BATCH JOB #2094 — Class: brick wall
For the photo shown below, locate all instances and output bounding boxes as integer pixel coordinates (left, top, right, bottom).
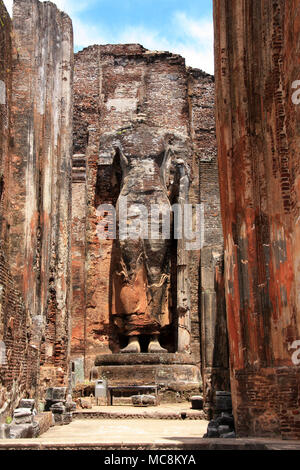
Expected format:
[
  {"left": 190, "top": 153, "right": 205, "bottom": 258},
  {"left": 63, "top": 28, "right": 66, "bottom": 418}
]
[
  {"left": 0, "top": 248, "right": 38, "bottom": 421},
  {"left": 188, "top": 69, "right": 229, "bottom": 415},
  {"left": 214, "top": 0, "right": 300, "bottom": 438},
  {"left": 0, "top": 0, "right": 73, "bottom": 419},
  {"left": 8, "top": 0, "right": 74, "bottom": 395},
  {"left": 0, "top": 0, "right": 11, "bottom": 246},
  {"left": 72, "top": 45, "right": 227, "bottom": 405}
]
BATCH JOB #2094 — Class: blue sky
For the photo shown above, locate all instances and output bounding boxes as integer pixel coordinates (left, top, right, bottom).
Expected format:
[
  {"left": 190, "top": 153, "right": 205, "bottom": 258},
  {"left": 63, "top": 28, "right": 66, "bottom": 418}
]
[{"left": 4, "top": 0, "right": 214, "bottom": 73}]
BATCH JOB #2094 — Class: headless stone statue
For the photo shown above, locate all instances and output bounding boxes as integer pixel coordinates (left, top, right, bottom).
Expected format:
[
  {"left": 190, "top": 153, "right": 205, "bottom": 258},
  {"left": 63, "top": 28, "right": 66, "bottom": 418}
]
[{"left": 111, "top": 148, "right": 172, "bottom": 353}]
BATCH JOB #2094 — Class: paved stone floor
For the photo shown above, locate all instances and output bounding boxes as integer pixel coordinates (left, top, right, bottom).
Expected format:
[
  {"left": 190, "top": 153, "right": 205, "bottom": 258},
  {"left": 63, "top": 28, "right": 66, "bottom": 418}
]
[
  {"left": 24, "top": 405, "right": 209, "bottom": 446},
  {"left": 1, "top": 405, "right": 300, "bottom": 450},
  {"left": 38, "top": 418, "right": 209, "bottom": 444}
]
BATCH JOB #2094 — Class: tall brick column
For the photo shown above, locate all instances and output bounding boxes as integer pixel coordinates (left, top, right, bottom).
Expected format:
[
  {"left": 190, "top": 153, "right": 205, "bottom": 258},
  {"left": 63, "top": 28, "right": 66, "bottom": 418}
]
[
  {"left": 8, "top": 0, "right": 73, "bottom": 395},
  {"left": 214, "top": 0, "right": 300, "bottom": 438}
]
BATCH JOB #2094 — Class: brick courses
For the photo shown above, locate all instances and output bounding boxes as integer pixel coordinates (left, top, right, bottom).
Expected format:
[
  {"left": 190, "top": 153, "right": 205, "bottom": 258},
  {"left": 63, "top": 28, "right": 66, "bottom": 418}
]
[
  {"left": 214, "top": 0, "right": 300, "bottom": 438},
  {"left": 0, "top": 0, "right": 73, "bottom": 421},
  {"left": 71, "top": 44, "right": 227, "bottom": 406}
]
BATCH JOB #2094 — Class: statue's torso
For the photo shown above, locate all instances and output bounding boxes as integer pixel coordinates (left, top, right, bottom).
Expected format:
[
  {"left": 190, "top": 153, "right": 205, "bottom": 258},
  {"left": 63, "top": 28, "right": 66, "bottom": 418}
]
[{"left": 112, "top": 157, "right": 172, "bottom": 330}]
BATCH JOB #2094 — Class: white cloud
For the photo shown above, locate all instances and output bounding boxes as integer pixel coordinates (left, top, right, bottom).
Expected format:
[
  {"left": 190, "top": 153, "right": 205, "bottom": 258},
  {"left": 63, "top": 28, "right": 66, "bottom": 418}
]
[
  {"left": 3, "top": 0, "right": 12, "bottom": 16},
  {"left": 3, "top": 0, "right": 97, "bottom": 16},
  {"left": 72, "top": 17, "right": 214, "bottom": 73},
  {"left": 173, "top": 11, "right": 213, "bottom": 43},
  {"left": 170, "top": 12, "right": 214, "bottom": 72},
  {"left": 72, "top": 17, "right": 107, "bottom": 48},
  {"left": 113, "top": 23, "right": 214, "bottom": 73},
  {"left": 3, "top": 1, "right": 214, "bottom": 73},
  {"left": 47, "top": 0, "right": 98, "bottom": 15},
  {"left": 104, "top": 14, "right": 213, "bottom": 73}
]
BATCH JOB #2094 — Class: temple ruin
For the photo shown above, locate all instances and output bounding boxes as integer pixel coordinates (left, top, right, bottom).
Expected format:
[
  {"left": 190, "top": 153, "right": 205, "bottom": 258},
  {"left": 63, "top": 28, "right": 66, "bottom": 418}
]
[{"left": 0, "top": 0, "right": 299, "bottom": 446}]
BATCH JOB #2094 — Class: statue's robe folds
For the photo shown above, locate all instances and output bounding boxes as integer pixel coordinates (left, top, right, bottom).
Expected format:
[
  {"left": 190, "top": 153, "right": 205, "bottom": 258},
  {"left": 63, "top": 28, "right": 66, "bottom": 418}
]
[{"left": 111, "top": 157, "right": 172, "bottom": 337}]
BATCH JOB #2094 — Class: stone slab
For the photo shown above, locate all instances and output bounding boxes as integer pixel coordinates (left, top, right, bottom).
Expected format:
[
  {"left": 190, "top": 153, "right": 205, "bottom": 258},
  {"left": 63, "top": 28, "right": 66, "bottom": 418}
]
[
  {"left": 45, "top": 387, "right": 67, "bottom": 402},
  {"left": 13, "top": 408, "right": 32, "bottom": 418},
  {"left": 131, "top": 395, "right": 157, "bottom": 406},
  {"left": 191, "top": 396, "right": 204, "bottom": 410},
  {"left": 95, "top": 353, "right": 197, "bottom": 366},
  {"left": 34, "top": 413, "right": 55, "bottom": 436},
  {"left": 19, "top": 399, "right": 35, "bottom": 410},
  {"left": 96, "top": 361, "right": 201, "bottom": 397},
  {"left": 73, "top": 405, "right": 206, "bottom": 420},
  {"left": 9, "top": 424, "right": 35, "bottom": 439}
]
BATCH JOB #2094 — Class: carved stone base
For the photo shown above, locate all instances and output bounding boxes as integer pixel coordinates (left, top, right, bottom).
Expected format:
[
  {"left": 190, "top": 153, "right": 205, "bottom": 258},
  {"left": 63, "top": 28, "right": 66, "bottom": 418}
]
[{"left": 95, "top": 353, "right": 202, "bottom": 403}]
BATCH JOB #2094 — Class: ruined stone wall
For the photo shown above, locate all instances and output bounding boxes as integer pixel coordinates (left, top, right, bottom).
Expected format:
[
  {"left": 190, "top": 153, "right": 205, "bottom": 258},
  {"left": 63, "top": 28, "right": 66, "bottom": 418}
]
[
  {"left": 8, "top": 0, "right": 74, "bottom": 394},
  {"left": 0, "top": 248, "right": 38, "bottom": 420},
  {"left": 0, "top": 0, "right": 11, "bottom": 243},
  {"left": 0, "top": 0, "right": 37, "bottom": 421},
  {"left": 214, "top": 0, "right": 300, "bottom": 438},
  {"left": 72, "top": 45, "right": 193, "bottom": 375},
  {"left": 0, "top": 0, "right": 73, "bottom": 418},
  {"left": 0, "top": 0, "right": 40, "bottom": 421},
  {"left": 72, "top": 44, "right": 227, "bottom": 402},
  {"left": 188, "top": 69, "right": 229, "bottom": 416}
]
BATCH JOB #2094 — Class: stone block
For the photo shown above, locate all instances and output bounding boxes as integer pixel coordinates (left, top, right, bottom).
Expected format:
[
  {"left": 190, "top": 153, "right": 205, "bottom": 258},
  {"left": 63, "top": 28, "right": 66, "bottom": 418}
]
[
  {"left": 53, "top": 412, "right": 72, "bottom": 426},
  {"left": 52, "top": 413, "right": 64, "bottom": 425},
  {"left": 9, "top": 424, "right": 35, "bottom": 439},
  {"left": 19, "top": 399, "right": 35, "bottom": 410},
  {"left": 218, "top": 425, "right": 231, "bottom": 435},
  {"left": 13, "top": 417, "right": 33, "bottom": 425},
  {"left": 50, "top": 402, "right": 66, "bottom": 414},
  {"left": 63, "top": 412, "right": 73, "bottom": 425},
  {"left": 206, "top": 427, "right": 219, "bottom": 438},
  {"left": 96, "top": 354, "right": 201, "bottom": 400},
  {"left": 218, "top": 412, "right": 235, "bottom": 427},
  {"left": 34, "top": 412, "right": 55, "bottom": 436},
  {"left": 13, "top": 408, "right": 33, "bottom": 424},
  {"left": 32, "top": 421, "right": 40, "bottom": 438},
  {"left": 78, "top": 398, "right": 92, "bottom": 409},
  {"left": 45, "top": 387, "right": 67, "bottom": 402},
  {"left": 131, "top": 395, "right": 157, "bottom": 407},
  {"left": 208, "top": 419, "right": 218, "bottom": 429},
  {"left": 215, "top": 391, "right": 232, "bottom": 412},
  {"left": 190, "top": 395, "right": 203, "bottom": 410},
  {"left": 204, "top": 409, "right": 235, "bottom": 440},
  {"left": 0, "top": 424, "right": 10, "bottom": 439},
  {"left": 220, "top": 431, "right": 236, "bottom": 439},
  {"left": 65, "top": 401, "right": 77, "bottom": 412},
  {"left": 13, "top": 408, "right": 32, "bottom": 417}
]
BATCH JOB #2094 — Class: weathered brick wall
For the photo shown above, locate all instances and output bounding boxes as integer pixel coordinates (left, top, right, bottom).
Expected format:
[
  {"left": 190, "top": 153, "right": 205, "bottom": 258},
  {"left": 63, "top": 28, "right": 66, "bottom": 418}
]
[
  {"left": 188, "top": 69, "right": 229, "bottom": 416},
  {"left": 0, "top": 248, "right": 38, "bottom": 421},
  {"left": 72, "top": 45, "right": 195, "bottom": 375},
  {"left": 0, "top": 0, "right": 11, "bottom": 246},
  {"left": 72, "top": 44, "right": 227, "bottom": 403},
  {"left": 71, "top": 154, "right": 87, "bottom": 366},
  {"left": 0, "top": 0, "right": 36, "bottom": 422},
  {"left": 214, "top": 0, "right": 300, "bottom": 438},
  {"left": 0, "top": 0, "right": 73, "bottom": 415},
  {"left": 8, "top": 0, "right": 74, "bottom": 394},
  {"left": 0, "top": 4, "right": 39, "bottom": 413}
]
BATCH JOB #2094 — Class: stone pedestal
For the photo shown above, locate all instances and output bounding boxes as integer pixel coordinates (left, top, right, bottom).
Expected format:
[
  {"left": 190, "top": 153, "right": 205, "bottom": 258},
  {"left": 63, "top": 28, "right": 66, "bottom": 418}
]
[{"left": 95, "top": 353, "right": 201, "bottom": 402}]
